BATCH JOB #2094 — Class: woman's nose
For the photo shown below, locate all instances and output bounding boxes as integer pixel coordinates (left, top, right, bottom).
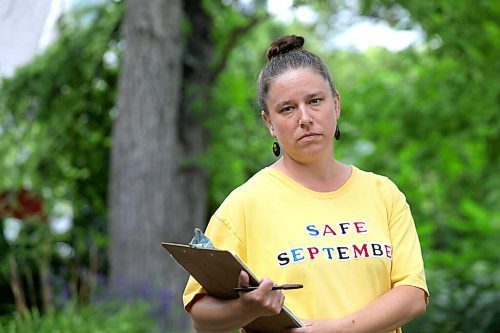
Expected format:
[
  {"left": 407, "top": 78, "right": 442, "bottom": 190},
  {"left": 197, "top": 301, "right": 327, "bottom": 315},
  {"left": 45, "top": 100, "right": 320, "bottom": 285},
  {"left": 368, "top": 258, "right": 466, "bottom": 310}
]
[{"left": 298, "top": 105, "right": 313, "bottom": 125}]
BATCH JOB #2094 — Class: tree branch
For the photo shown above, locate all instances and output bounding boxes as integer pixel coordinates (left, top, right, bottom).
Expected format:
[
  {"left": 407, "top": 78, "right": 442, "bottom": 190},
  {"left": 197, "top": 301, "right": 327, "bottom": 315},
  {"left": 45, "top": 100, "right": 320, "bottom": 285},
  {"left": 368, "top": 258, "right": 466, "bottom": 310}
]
[{"left": 209, "top": 14, "right": 265, "bottom": 82}]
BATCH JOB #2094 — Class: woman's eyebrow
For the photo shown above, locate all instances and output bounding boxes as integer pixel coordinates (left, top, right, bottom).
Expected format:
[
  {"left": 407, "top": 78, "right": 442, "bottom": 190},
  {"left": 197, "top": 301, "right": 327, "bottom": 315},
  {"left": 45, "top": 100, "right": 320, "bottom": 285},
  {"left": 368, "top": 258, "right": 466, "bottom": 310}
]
[
  {"left": 305, "top": 91, "right": 324, "bottom": 99},
  {"left": 273, "top": 99, "right": 293, "bottom": 109}
]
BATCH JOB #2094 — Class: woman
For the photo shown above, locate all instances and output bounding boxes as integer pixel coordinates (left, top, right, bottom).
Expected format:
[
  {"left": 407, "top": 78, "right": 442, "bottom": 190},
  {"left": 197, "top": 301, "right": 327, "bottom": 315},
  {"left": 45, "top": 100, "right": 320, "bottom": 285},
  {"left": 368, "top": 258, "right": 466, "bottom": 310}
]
[{"left": 183, "top": 35, "right": 428, "bottom": 333}]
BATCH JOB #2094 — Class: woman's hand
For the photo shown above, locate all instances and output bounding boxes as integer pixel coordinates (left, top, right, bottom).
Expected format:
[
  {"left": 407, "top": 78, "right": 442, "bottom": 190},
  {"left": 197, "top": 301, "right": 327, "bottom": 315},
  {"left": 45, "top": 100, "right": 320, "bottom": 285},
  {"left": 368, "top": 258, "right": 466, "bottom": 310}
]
[
  {"left": 237, "top": 270, "right": 285, "bottom": 318},
  {"left": 189, "top": 270, "right": 286, "bottom": 333}
]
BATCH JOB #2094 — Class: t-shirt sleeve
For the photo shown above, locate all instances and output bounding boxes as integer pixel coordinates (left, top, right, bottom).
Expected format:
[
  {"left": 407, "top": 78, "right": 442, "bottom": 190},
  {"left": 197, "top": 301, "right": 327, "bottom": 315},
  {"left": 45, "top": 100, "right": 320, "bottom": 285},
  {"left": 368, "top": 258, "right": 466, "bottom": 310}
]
[
  {"left": 182, "top": 191, "right": 247, "bottom": 312},
  {"left": 386, "top": 180, "right": 429, "bottom": 302},
  {"left": 182, "top": 276, "right": 207, "bottom": 312}
]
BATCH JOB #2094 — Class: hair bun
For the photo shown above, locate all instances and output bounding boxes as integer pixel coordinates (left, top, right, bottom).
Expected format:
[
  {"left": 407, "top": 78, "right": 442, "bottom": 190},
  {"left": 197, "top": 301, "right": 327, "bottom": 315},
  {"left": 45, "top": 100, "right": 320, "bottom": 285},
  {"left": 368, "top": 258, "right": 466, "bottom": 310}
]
[{"left": 266, "top": 35, "right": 305, "bottom": 61}]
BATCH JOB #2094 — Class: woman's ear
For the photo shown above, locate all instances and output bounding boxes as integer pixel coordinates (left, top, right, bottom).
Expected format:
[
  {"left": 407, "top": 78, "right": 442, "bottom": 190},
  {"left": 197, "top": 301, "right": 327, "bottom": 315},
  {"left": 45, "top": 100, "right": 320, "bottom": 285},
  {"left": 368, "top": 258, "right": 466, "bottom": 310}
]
[
  {"left": 261, "top": 111, "right": 276, "bottom": 136},
  {"left": 334, "top": 93, "right": 341, "bottom": 119}
]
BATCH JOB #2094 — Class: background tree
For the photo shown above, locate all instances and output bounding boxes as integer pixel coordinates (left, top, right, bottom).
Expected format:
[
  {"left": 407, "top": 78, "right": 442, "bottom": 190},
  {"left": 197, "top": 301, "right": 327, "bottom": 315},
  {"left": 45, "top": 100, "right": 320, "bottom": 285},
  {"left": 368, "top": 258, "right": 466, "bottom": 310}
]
[
  {"left": 108, "top": 0, "right": 187, "bottom": 325},
  {"left": 108, "top": 0, "right": 268, "bottom": 327}
]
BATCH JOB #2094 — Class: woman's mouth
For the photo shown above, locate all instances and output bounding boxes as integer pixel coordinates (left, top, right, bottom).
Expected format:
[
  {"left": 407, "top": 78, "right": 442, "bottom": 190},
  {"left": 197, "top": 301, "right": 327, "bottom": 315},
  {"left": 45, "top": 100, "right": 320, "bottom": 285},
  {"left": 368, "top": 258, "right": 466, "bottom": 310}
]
[{"left": 299, "top": 133, "right": 320, "bottom": 141}]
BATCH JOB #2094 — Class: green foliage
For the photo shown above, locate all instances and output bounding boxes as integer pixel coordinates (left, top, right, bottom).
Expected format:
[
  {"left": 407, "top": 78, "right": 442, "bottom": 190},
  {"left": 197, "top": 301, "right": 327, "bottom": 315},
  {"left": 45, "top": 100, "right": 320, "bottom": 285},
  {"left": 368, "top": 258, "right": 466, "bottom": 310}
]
[
  {"left": 0, "top": 301, "right": 159, "bottom": 333},
  {"left": 0, "top": 0, "right": 122, "bottom": 314},
  {"left": 404, "top": 265, "right": 500, "bottom": 333},
  {"left": 0, "top": 1, "right": 122, "bottom": 218}
]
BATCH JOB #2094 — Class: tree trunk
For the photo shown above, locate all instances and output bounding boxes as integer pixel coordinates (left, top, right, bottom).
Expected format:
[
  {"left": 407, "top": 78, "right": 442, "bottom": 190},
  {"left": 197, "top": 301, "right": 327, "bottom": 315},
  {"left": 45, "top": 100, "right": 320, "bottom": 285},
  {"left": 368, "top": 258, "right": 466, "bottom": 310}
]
[{"left": 109, "top": 0, "right": 201, "bottom": 329}]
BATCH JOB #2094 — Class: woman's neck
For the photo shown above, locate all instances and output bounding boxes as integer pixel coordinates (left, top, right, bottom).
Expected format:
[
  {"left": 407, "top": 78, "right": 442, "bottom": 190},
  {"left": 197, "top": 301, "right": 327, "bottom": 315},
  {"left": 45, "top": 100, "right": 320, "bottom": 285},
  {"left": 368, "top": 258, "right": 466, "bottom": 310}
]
[{"left": 272, "top": 154, "right": 351, "bottom": 192}]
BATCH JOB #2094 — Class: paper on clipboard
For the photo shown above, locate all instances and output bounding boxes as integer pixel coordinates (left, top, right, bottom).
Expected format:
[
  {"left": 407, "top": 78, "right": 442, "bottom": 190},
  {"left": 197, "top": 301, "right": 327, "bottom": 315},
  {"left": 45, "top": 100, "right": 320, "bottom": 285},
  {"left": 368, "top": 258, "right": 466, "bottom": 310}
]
[{"left": 162, "top": 242, "right": 303, "bottom": 333}]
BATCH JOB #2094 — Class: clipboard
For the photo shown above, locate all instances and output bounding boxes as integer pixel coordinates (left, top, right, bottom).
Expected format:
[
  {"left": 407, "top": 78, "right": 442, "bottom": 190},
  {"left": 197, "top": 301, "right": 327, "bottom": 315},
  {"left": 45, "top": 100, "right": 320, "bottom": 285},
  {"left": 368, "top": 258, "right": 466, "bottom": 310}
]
[{"left": 162, "top": 242, "right": 303, "bottom": 333}]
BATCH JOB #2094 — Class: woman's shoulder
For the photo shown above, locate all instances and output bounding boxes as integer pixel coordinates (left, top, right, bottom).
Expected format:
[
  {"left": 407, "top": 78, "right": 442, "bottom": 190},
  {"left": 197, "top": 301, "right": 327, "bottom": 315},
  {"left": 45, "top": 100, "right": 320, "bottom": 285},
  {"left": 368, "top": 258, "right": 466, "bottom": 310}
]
[
  {"left": 351, "top": 165, "right": 401, "bottom": 194},
  {"left": 351, "top": 166, "right": 410, "bottom": 217},
  {"left": 352, "top": 165, "right": 388, "bottom": 182},
  {"left": 220, "top": 168, "right": 274, "bottom": 202}
]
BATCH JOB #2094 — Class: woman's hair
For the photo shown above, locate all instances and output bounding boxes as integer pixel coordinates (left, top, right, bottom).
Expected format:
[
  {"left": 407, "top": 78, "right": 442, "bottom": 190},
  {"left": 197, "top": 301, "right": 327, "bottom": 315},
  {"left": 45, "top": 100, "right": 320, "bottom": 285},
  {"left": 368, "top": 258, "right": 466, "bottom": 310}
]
[{"left": 257, "top": 35, "right": 336, "bottom": 114}]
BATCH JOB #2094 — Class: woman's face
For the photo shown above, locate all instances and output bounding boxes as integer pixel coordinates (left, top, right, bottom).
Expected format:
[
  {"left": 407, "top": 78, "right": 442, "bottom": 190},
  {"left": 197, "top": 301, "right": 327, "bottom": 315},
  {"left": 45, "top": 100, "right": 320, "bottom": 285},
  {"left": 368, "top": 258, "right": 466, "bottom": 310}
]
[{"left": 262, "top": 67, "right": 340, "bottom": 163}]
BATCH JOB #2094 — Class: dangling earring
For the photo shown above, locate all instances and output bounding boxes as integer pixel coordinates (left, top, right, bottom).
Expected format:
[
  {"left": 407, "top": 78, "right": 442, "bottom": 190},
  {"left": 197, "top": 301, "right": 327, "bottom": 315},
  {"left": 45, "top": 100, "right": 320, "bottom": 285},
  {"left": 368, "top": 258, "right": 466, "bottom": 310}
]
[
  {"left": 272, "top": 141, "right": 280, "bottom": 157},
  {"left": 335, "top": 124, "right": 341, "bottom": 141}
]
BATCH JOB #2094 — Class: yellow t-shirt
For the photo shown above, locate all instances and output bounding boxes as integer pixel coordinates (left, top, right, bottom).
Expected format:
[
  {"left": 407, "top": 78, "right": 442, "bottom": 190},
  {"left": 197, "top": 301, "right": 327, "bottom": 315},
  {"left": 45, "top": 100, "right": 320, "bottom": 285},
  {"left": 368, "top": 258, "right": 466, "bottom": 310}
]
[{"left": 183, "top": 166, "right": 428, "bottom": 332}]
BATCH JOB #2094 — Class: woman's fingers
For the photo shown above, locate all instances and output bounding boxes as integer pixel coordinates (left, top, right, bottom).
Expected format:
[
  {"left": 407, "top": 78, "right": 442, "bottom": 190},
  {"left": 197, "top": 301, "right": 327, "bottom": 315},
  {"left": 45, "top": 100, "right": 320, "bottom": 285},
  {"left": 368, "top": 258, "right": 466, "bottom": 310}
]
[{"left": 237, "top": 273, "right": 285, "bottom": 317}]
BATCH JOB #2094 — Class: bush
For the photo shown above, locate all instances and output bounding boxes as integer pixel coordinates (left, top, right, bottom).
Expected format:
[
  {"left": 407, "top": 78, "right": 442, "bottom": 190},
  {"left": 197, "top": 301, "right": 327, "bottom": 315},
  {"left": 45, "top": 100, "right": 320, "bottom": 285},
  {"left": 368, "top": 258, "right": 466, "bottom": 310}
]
[
  {"left": 0, "top": 301, "right": 160, "bottom": 333},
  {"left": 403, "top": 265, "right": 500, "bottom": 333}
]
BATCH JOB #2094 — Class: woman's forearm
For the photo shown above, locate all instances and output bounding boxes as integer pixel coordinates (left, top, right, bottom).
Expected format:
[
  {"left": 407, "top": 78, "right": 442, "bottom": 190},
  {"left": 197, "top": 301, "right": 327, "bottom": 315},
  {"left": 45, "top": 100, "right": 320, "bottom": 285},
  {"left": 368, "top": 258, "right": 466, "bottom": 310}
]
[
  {"left": 334, "top": 285, "right": 427, "bottom": 333},
  {"left": 289, "top": 285, "right": 426, "bottom": 333},
  {"left": 190, "top": 295, "right": 257, "bottom": 333}
]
